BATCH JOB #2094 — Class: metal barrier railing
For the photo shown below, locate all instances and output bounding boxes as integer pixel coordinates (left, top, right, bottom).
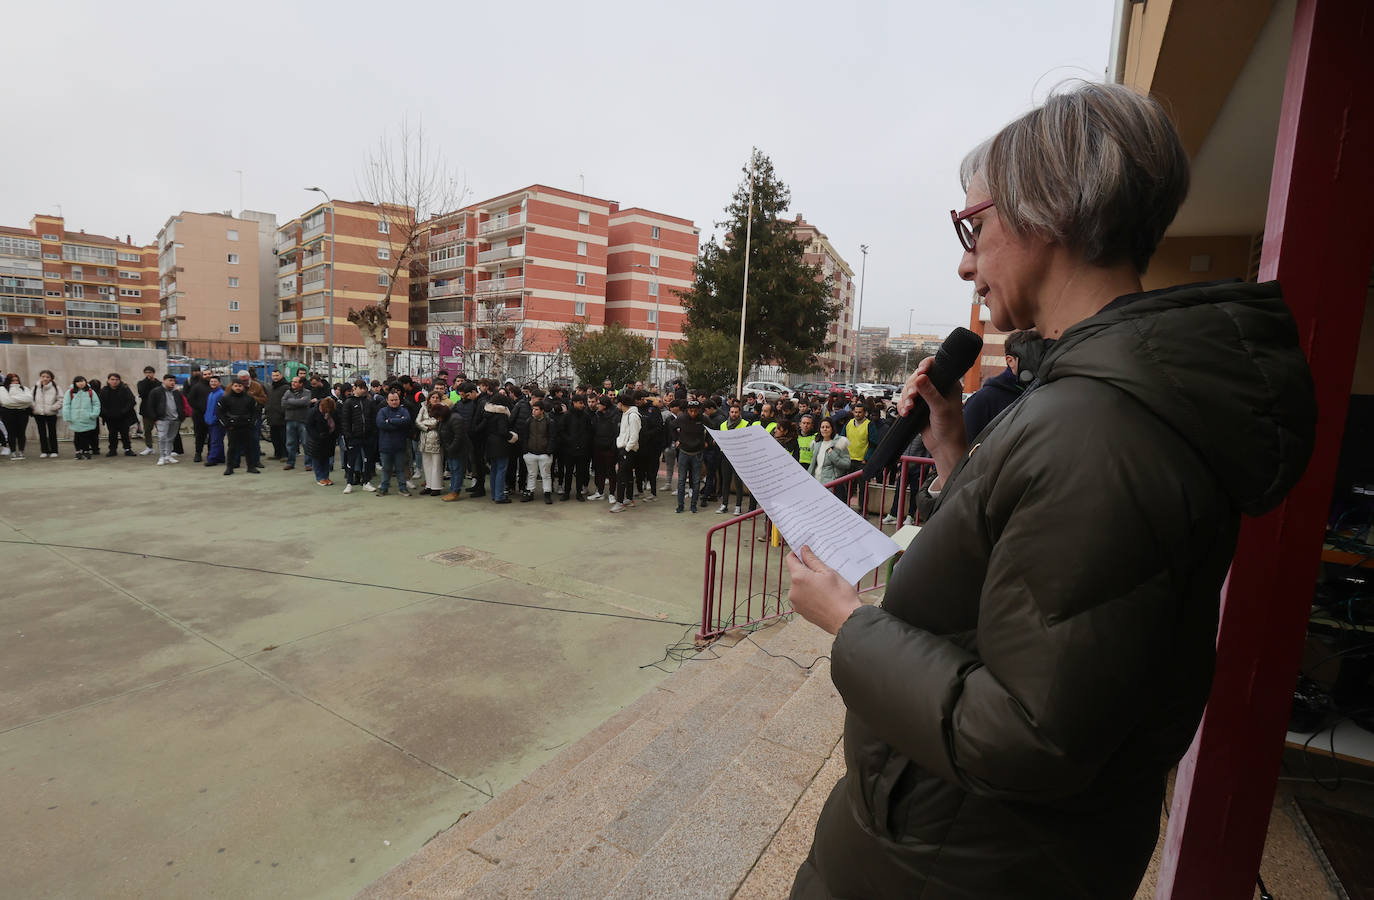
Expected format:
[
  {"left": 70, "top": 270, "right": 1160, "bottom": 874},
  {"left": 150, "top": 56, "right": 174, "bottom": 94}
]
[{"left": 698, "top": 455, "right": 935, "bottom": 641}]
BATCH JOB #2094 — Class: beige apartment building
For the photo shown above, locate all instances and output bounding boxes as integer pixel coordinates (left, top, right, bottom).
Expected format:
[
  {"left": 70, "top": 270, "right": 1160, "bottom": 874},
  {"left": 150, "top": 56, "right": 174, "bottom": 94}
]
[
  {"left": 789, "top": 215, "right": 856, "bottom": 376},
  {"left": 157, "top": 211, "right": 277, "bottom": 357}
]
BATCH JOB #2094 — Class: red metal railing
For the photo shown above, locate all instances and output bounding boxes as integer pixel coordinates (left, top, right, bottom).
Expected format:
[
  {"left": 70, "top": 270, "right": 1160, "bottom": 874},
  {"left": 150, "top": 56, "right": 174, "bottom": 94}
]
[{"left": 698, "top": 455, "right": 935, "bottom": 641}]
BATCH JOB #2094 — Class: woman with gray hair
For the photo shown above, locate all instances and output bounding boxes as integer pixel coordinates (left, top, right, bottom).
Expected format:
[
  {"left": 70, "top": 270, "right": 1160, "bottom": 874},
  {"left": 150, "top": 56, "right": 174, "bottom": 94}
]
[{"left": 785, "top": 82, "right": 1316, "bottom": 898}]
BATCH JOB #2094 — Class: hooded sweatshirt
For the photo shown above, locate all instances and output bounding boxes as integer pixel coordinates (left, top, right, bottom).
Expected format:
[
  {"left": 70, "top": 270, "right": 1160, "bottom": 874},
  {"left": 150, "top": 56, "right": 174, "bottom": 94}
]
[{"left": 801, "top": 280, "right": 1316, "bottom": 900}]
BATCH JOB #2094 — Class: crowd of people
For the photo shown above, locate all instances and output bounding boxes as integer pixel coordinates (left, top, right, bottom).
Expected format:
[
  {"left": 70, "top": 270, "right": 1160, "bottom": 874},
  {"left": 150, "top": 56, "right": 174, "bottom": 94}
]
[{"left": 1, "top": 351, "right": 1050, "bottom": 521}]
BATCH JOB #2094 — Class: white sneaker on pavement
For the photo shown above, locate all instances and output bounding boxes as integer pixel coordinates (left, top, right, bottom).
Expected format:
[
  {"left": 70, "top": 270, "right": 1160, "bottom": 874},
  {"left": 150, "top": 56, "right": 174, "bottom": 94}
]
[
  {"left": 733, "top": 505, "right": 741, "bottom": 515},
  {"left": 903, "top": 516, "right": 915, "bottom": 526},
  {"left": 139, "top": 447, "right": 154, "bottom": 456},
  {"left": 716, "top": 504, "right": 727, "bottom": 514},
  {"left": 882, "top": 514, "right": 898, "bottom": 525},
  {"left": 362, "top": 483, "right": 376, "bottom": 492},
  {"left": 166, "top": 455, "right": 179, "bottom": 463},
  {"left": 587, "top": 491, "right": 602, "bottom": 500},
  {"left": 342, "top": 483, "right": 354, "bottom": 494},
  {"left": 609, "top": 502, "right": 625, "bottom": 513},
  {"left": 156, "top": 457, "right": 167, "bottom": 466}
]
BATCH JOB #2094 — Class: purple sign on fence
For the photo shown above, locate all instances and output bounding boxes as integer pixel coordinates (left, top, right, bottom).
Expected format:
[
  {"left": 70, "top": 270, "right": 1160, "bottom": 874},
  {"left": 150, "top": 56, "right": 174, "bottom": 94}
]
[{"left": 439, "top": 333, "right": 463, "bottom": 368}]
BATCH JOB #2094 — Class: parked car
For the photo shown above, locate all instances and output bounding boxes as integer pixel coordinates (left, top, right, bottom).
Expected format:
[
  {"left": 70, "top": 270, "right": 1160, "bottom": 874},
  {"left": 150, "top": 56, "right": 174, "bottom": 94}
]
[
  {"left": 793, "top": 381, "right": 854, "bottom": 402},
  {"left": 852, "top": 382, "right": 890, "bottom": 400},
  {"left": 741, "top": 381, "right": 793, "bottom": 402}
]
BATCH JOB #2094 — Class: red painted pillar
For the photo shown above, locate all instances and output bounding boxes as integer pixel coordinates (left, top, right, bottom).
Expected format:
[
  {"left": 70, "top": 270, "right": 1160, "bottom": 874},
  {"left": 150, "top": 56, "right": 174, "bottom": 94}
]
[{"left": 1156, "top": 1, "right": 1374, "bottom": 898}]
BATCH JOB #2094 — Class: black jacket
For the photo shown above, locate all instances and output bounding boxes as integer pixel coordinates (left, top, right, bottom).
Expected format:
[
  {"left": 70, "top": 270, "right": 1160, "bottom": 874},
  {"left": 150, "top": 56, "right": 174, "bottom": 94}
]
[
  {"left": 558, "top": 407, "right": 594, "bottom": 457},
  {"left": 185, "top": 376, "right": 210, "bottom": 417},
  {"left": 519, "top": 413, "right": 558, "bottom": 455},
  {"left": 962, "top": 367, "right": 1022, "bottom": 441},
  {"left": 339, "top": 394, "right": 376, "bottom": 441},
  {"left": 145, "top": 386, "right": 186, "bottom": 422},
  {"left": 795, "top": 281, "right": 1317, "bottom": 899},
  {"left": 266, "top": 379, "right": 290, "bottom": 419},
  {"left": 481, "top": 402, "right": 516, "bottom": 458},
  {"left": 98, "top": 383, "right": 137, "bottom": 426},
  {"left": 593, "top": 407, "right": 620, "bottom": 450},
  {"left": 305, "top": 407, "right": 336, "bottom": 460},
  {"left": 136, "top": 376, "right": 158, "bottom": 415},
  {"left": 218, "top": 391, "right": 258, "bottom": 429},
  {"left": 673, "top": 413, "right": 707, "bottom": 454},
  {"left": 439, "top": 413, "right": 470, "bottom": 462},
  {"left": 637, "top": 403, "right": 663, "bottom": 453}
]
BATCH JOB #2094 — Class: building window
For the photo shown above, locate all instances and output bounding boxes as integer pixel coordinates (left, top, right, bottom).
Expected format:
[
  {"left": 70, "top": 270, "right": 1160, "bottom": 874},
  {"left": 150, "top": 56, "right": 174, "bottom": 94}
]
[
  {"left": 117, "top": 251, "right": 141, "bottom": 262},
  {"left": 42, "top": 233, "right": 58, "bottom": 241},
  {"left": 578, "top": 210, "right": 590, "bottom": 225},
  {"left": 228, "top": 276, "right": 239, "bottom": 287},
  {"left": 122, "top": 323, "right": 142, "bottom": 333},
  {"left": 98, "top": 286, "right": 115, "bottom": 296},
  {"left": 648, "top": 280, "right": 659, "bottom": 297},
  {"left": 71, "top": 266, "right": 83, "bottom": 279},
  {"left": 97, "top": 267, "right": 110, "bottom": 276},
  {"left": 118, "top": 271, "right": 141, "bottom": 280},
  {"left": 48, "top": 328, "right": 64, "bottom": 335},
  {"left": 119, "top": 288, "right": 141, "bottom": 297},
  {"left": 227, "top": 229, "right": 239, "bottom": 241},
  {"left": 63, "top": 244, "right": 117, "bottom": 265},
  {"left": 228, "top": 300, "right": 240, "bottom": 311},
  {"left": 577, "top": 241, "right": 587, "bottom": 256},
  {"left": 68, "top": 284, "right": 83, "bottom": 299},
  {"left": 574, "top": 300, "right": 586, "bottom": 317},
  {"left": 576, "top": 272, "right": 586, "bottom": 287},
  {"left": 651, "top": 226, "right": 660, "bottom": 239},
  {"left": 43, "top": 252, "right": 58, "bottom": 260},
  {"left": 48, "top": 309, "right": 63, "bottom": 316},
  {"left": 650, "top": 253, "right": 660, "bottom": 268},
  {"left": 45, "top": 272, "right": 60, "bottom": 279},
  {"left": 378, "top": 246, "right": 390, "bottom": 260},
  {"left": 377, "top": 219, "right": 390, "bottom": 234},
  {"left": 45, "top": 290, "right": 60, "bottom": 297},
  {"left": 128, "top": 308, "right": 141, "bottom": 315},
  {"left": 647, "top": 307, "right": 658, "bottom": 324},
  {"left": 378, "top": 271, "right": 390, "bottom": 286},
  {"left": 228, "top": 323, "right": 240, "bottom": 334},
  {"left": 227, "top": 253, "right": 239, "bottom": 264}
]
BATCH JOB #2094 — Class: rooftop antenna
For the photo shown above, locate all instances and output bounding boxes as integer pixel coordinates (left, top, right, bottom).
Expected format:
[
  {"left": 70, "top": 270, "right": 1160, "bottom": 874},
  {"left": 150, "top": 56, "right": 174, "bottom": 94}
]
[
  {"left": 234, "top": 170, "right": 244, "bottom": 213},
  {"left": 579, "top": 172, "right": 585, "bottom": 195}
]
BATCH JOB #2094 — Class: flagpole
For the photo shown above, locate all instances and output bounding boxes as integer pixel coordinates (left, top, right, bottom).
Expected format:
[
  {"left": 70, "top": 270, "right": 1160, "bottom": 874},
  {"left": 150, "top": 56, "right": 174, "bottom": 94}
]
[{"left": 735, "top": 150, "right": 756, "bottom": 399}]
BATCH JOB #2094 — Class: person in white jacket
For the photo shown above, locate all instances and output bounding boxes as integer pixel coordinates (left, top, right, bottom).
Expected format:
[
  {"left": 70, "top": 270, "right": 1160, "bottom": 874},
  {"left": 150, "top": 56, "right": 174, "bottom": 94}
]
[
  {"left": 611, "top": 392, "right": 640, "bottom": 513},
  {"left": 1, "top": 373, "right": 35, "bottom": 460},
  {"left": 31, "top": 369, "right": 64, "bottom": 458}
]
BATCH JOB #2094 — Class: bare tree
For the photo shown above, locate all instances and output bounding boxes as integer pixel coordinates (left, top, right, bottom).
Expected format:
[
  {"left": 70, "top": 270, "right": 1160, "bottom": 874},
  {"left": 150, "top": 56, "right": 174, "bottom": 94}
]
[
  {"left": 428, "top": 308, "right": 569, "bottom": 385},
  {"left": 350, "top": 117, "right": 461, "bottom": 380}
]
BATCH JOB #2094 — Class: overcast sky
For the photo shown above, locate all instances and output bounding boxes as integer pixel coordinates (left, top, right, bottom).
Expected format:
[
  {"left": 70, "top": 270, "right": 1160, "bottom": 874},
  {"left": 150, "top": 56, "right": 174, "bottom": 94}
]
[{"left": 4, "top": 0, "right": 1113, "bottom": 338}]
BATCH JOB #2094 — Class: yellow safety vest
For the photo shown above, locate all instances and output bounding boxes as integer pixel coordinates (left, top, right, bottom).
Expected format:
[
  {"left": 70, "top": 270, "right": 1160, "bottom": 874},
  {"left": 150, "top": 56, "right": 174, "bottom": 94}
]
[{"left": 797, "top": 433, "right": 817, "bottom": 466}]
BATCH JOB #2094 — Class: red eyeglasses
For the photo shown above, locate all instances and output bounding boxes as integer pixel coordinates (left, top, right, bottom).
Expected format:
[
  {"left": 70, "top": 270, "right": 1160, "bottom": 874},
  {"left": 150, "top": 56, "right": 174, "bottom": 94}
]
[{"left": 950, "top": 199, "right": 995, "bottom": 252}]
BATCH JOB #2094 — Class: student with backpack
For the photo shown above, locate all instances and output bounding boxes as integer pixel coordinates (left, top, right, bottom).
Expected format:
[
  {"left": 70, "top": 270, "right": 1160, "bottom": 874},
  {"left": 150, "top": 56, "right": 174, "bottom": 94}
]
[{"left": 61, "top": 376, "right": 102, "bottom": 460}]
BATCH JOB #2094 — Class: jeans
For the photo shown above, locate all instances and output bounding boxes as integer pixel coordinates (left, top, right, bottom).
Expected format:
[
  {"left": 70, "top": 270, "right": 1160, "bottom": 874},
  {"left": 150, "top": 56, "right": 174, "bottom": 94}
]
[
  {"left": 312, "top": 454, "right": 333, "bottom": 481},
  {"left": 489, "top": 455, "right": 509, "bottom": 501},
  {"left": 107, "top": 420, "right": 132, "bottom": 452},
  {"left": 677, "top": 451, "right": 703, "bottom": 510},
  {"left": 720, "top": 460, "right": 747, "bottom": 508},
  {"left": 345, "top": 441, "right": 370, "bottom": 485},
  {"left": 592, "top": 447, "right": 616, "bottom": 494},
  {"left": 156, "top": 418, "right": 178, "bottom": 459},
  {"left": 662, "top": 445, "right": 677, "bottom": 486},
  {"left": 446, "top": 456, "right": 465, "bottom": 494},
  {"left": 285, "top": 420, "right": 306, "bottom": 466},
  {"left": 34, "top": 414, "right": 58, "bottom": 454},
  {"left": 523, "top": 452, "right": 553, "bottom": 494},
  {"left": 378, "top": 449, "right": 407, "bottom": 493},
  {"left": 142, "top": 414, "right": 156, "bottom": 450},
  {"left": 561, "top": 453, "right": 590, "bottom": 495},
  {"left": 615, "top": 450, "right": 636, "bottom": 504},
  {"left": 268, "top": 415, "right": 286, "bottom": 458}
]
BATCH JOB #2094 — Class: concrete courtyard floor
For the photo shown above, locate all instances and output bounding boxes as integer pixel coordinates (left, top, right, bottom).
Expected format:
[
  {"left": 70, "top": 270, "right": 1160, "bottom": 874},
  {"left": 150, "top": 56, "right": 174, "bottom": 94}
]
[{"left": 0, "top": 449, "right": 710, "bottom": 899}]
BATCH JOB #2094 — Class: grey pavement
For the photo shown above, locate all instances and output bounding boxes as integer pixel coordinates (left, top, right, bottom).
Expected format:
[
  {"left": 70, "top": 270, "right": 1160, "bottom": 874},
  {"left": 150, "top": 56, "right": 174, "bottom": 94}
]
[{"left": 0, "top": 447, "right": 711, "bottom": 899}]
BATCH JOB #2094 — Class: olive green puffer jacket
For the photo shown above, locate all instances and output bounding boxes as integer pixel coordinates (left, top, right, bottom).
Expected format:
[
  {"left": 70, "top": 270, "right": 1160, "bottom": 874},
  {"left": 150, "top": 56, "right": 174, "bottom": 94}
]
[{"left": 793, "top": 281, "right": 1315, "bottom": 899}]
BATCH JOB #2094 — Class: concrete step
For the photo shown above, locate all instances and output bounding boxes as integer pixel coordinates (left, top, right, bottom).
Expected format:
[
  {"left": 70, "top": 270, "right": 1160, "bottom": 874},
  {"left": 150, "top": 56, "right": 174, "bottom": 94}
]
[{"left": 358, "top": 616, "right": 843, "bottom": 899}]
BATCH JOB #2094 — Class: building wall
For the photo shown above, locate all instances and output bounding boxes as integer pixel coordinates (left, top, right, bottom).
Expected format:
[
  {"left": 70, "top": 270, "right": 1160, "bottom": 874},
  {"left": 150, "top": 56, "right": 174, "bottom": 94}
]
[
  {"left": 0, "top": 215, "right": 157, "bottom": 349},
  {"left": 790, "top": 215, "right": 856, "bottom": 376},
  {"left": 606, "top": 207, "right": 699, "bottom": 361},
  {"left": 239, "top": 210, "right": 279, "bottom": 344},
  {"left": 276, "top": 199, "right": 420, "bottom": 366},
  {"left": 158, "top": 211, "right": 263, "bottom": 349},
  {"left": 1143, "top": 234, "right": 1257, "bottom": 291}
]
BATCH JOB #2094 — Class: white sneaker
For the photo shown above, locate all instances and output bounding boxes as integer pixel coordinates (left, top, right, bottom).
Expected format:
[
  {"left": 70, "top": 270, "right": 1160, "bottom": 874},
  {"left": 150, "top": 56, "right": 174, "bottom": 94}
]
[
  {"left": 38, "top": 453, "right": 48, "bottom": 459},
  {"left": 903, "top": 516, "right": 915, "bottom": 526},
  {"left": 609, "top": 502, "right": 625, "bottom": 513},
  {"left": 733, "top": 505, "right": 741, "bottom": 516},
  {"left": 156, "top": 457, "right": 167, "bottom": 466},
  {"left": 166, "top": 455, "right": 180, "bottom": 463},
  {"left": 882, "top": 514, "right": 898, "bottom": 525},
  {"left": 139, "top": 447, "right": 154, "bottom": 456},
  {"left": 587, "top": 491, "right": 602, "bottom": 500},
  {"left": 342, "top": 483, "right": 354, "bottom": 494},
  {"left": 171, "top": 451, "right": 181, "bottom": 457},
  {"left": 362, "top": 483, "right": 376, "bottom": 492},
  {"left": 12, "top": 453, "right": 24, "bottom": 460},
  {"left": 717, "top": 504, "right": 727, "bottom": 514},
  {"left": 0, "top": 447, "right": 9, "bottom": 456}
]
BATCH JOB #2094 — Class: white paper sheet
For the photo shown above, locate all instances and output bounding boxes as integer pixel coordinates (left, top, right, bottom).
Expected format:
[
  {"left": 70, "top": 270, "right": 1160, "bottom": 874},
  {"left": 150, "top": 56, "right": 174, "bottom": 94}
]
[{"left": 711, "top": 425, "right": 900, "bottom": 584}]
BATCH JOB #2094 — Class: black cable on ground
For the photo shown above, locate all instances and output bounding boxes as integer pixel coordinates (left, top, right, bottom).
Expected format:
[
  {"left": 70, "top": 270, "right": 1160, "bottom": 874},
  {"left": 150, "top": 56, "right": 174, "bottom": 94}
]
[{"left": 0, "top": 538, "right": 697, "bottom": 628}]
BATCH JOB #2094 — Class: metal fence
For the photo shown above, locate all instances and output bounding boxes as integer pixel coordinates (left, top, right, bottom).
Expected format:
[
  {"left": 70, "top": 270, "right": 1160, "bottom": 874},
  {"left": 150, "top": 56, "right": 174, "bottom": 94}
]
[{"left": 698, "top": 455, "right": 935, "bottom": 641}]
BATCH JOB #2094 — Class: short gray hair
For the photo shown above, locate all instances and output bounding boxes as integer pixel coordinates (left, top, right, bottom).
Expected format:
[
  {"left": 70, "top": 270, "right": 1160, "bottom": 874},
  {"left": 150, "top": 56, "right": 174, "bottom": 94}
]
[{"left": 961, "top": 81, "right": 1189, "bottom": 273}]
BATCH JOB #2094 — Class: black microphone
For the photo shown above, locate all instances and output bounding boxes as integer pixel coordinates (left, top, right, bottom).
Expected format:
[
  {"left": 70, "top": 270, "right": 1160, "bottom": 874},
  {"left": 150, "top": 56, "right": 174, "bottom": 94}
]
[{"left": 861, "top": 327, "right": 983, "bottom": 481}]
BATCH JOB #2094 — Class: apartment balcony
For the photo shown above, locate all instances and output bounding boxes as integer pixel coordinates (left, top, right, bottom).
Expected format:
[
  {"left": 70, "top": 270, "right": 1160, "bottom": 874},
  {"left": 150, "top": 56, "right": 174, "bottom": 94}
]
[
  {"left": 278, "top": 281, "right": 298, "bottom": 299},
  {"left": 475, "top": 337, "right": 494, "bottom": 351},
  {"left": 300, "top": 252, "right": 326, "bottom": 269},
  {"left": 477, "top": 213, "right": 524, "bottom": 238},
  {"left": 430, "top": 256, "right": 466, "bottom": 274},
  {"left": 302, "top": 332, "right": 325, "bottom": 344},
  {"left": 476, "top": 245, "right": 527, "bottom": 266},
  {"left": 278, "top": 256, "right": 298, "bottom": 272},
  {"left": 301, "top": 304, "right": 327, "bottom": 318},
  {"left": 162, "top": 281, "right": 178, "bottom": 296},
  {"left": 428, "top": 311, "right": 464, "bottom": 324},
  {"left": 428, "top": 280, "right": 465, "bottom": 299},
  {"left": 301, "top": 278, "right": 326, "bottom": 295},
  {"left": 476, "top": 303, "right": 523, "bottom": 323},
  {"left": 302, "top": 221, "right": 326, "bottom": 241},
  {"left": 275, "top": 230, "right": 297, "bottom": 251},
  {"left": 474, "top": 276, "right": 524, "bottom": 296},
  {"left": 430, "top": 227, "right": 466, "bottom": 247}
]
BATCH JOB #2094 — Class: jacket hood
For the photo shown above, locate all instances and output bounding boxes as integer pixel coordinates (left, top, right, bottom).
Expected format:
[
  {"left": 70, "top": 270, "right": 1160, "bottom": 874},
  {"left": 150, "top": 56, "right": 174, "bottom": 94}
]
[
  {"left": 1039, "top": 280, "right": 1315, "bottom": 516},
  {"left": 484, "top": 402, "right": 510, "bottom": 415}
]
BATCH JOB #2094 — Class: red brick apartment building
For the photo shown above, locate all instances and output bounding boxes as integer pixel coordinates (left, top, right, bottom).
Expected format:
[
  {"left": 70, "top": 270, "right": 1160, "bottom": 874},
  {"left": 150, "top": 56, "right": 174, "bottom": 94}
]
[
  {"left": 275, "top": 199, "right": 423, "bottom": 368},
  {"left": 423, "top": 185, "right": 699, "bottom": 382},
  {"left": 790, "top": 215, "right": 856, "bottom": 376},
  {"left": 0, "top": 215, "right": 157, "bottom": 347}
]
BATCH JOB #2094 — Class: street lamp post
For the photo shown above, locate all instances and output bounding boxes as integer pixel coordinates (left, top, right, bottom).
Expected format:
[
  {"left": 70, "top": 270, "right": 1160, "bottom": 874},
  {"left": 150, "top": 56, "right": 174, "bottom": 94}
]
[
  {"left": 306, "top": 187, "right": 335, "bottom": 378},
  {"left": 633, "top": 263, "right": 660, "bottom": 386},
  {"left": 908, "top": 308, "right": 915, "bottom": 338},
  {"left": 851, "top": 244, "right": 869, "bottom": 383}
]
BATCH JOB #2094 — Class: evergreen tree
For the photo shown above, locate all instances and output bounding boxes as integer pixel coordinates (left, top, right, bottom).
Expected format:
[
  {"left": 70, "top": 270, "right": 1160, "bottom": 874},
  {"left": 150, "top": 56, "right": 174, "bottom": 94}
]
[
  {"left": 564, "top": 322, "right": 651, "bottom": 388},
  {"left": 674, "top": 329, "right": 738, "bottom": 394},
  {"left": 678, "top": 150, "right": 839, "bottom": 373}
]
